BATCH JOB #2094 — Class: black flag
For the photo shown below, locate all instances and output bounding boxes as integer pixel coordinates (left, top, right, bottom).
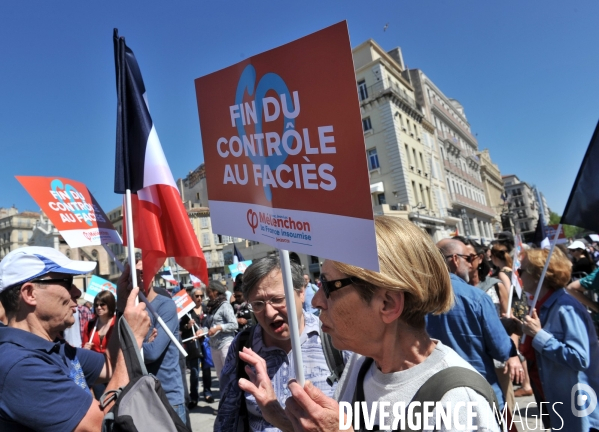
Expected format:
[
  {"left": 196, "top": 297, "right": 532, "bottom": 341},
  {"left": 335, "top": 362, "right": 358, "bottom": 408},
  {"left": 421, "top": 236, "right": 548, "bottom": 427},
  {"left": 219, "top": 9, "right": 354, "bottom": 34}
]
[{"left": 561, "top": 119, "right": 599, "bottom": 232}]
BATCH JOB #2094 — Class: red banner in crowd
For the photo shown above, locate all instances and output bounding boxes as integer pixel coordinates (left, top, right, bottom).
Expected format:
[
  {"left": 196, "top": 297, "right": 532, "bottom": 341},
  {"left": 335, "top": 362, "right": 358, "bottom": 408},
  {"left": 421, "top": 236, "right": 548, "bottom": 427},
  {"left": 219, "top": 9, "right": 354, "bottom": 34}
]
[{"left": 16, "top": 176, "right": 121, "bottom": 248}]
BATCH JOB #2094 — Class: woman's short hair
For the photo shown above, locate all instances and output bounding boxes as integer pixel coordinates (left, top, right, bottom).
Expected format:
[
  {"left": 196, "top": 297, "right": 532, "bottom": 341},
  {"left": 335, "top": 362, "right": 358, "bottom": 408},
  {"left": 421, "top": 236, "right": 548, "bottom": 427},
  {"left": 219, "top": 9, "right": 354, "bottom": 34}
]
[
  {"left": 330, "top": 216, "right": 453, "bottom": 328},
  {"left": 242, "top": 256, "right": 303, "bottom": 299},
  {"left": 94, "top": 290, "right": 116, "bottom": 316},
  {"left": 491, "top": 243, "right": 513, "bottom": 268},
  {"left": 525, "top": 247, "right": 572, "bottom": 290}
]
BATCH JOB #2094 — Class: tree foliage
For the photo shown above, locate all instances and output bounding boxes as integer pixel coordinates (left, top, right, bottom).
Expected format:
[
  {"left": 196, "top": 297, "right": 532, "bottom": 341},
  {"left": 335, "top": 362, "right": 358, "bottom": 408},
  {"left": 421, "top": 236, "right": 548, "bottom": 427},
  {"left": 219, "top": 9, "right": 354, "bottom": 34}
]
[{"left": 549, "top": 211, "right": 586, "bottom": 238}]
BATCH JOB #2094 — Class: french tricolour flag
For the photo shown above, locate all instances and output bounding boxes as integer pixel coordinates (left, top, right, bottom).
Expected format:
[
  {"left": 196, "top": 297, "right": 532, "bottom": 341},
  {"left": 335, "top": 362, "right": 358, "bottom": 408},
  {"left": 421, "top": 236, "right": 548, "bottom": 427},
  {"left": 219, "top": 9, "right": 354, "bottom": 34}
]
[{"left": 113, "top": 29, "right": 208, "bottom": 291}]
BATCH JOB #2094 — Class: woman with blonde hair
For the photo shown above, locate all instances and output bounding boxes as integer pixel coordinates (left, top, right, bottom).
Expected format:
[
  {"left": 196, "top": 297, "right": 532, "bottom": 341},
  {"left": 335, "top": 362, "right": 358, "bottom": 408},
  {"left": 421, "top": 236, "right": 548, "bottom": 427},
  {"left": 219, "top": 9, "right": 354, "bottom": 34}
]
[
  {"left": 239, "top": 216, "right": 502, "bottom": 431},
  {"left": 520, "top": 247, "right": 599, "bottom": 431}
]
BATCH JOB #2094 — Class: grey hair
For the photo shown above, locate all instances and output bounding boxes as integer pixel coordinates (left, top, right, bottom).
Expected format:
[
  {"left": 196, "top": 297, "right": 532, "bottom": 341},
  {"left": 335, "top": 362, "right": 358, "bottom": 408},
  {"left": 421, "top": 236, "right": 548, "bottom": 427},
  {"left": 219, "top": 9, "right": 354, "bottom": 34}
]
[
  {"left": 190, "top": 287, "right": 203, "bottom": 297},
  {"left": 242, "top": 256, "right": 304, "bottom": 299}
]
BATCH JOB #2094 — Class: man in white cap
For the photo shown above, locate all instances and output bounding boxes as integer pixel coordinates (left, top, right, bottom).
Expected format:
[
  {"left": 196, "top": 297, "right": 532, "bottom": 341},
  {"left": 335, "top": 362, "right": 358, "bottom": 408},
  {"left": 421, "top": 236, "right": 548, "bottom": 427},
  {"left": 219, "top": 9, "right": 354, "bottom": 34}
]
[{"left": 0, "top": 246, "right": 150, "bottom": 431}]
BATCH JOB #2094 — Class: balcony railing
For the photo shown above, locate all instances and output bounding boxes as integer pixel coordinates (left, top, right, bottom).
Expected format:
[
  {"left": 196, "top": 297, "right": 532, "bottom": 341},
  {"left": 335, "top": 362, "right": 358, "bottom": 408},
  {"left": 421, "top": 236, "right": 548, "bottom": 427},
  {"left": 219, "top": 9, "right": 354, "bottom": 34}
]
[
  {"left": 359, "top": 81, "right": 420, "bottom": 113},
  {"left": 449, "top": 192, "right": 495, "bottom": 217},
  {"left": 443, "top": 159, "right": 484, "bottom": 190}
]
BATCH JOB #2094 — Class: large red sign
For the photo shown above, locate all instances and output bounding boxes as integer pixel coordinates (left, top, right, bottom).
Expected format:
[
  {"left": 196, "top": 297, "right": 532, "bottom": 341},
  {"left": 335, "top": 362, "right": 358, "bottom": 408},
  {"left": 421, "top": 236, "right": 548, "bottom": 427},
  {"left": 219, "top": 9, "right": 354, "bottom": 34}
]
[
  {"left": 195, "top": 22, "right": 378, "bottom": 271},
  {"left": 17, "top": 176, "right": 121, "bottom": 248}
]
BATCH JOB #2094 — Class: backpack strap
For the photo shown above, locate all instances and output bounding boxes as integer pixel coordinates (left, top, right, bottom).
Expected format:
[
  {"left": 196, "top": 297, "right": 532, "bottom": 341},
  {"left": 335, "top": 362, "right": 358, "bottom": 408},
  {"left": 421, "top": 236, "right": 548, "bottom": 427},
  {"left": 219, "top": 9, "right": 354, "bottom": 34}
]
[
  {"left": 117, "top": 316, "right": 147, "bottom": 380},
  {"left": 236, "top": 326, "right": 256, "bottom": 432},
  {"left": 352, "top": 360, "right": 503, "bottom": 431},
  {"left": 318, "top": 321, "right": 346, "bottom": 386},
  {"left": 410, "top": 366, "right": 503, "bottom": 430}
]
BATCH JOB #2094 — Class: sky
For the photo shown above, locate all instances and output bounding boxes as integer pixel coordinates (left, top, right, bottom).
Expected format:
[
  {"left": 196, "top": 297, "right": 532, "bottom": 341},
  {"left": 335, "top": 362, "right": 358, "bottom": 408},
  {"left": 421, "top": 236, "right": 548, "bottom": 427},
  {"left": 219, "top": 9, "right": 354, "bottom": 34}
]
[{"left": 1, "top": 0, "right": 597, "bottom": 217}]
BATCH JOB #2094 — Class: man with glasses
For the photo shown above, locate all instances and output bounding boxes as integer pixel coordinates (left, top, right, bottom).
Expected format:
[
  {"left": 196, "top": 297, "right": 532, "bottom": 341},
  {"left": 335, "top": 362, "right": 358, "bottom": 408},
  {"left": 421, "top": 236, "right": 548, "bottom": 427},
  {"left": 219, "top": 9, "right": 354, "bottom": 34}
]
[
  {"left": 0, "top": 246, "right": 150, "bottom": 431},
  {"left": 214, "top": 256, "right": 337, "bottom": 432},
  {"left": 427, "top": 239, "right": 522, "bottom": 411}
]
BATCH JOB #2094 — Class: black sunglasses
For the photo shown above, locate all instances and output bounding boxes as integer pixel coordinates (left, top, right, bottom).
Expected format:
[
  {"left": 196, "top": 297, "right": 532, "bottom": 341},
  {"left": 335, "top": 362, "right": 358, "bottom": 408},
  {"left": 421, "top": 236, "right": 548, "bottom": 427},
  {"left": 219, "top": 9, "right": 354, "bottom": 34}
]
[
  {"left": 444, "top": 254, "right": 474, "bottom": 263},
  {"left": 319, "top": 275, "right": 358, "bottom": 298},
  {"left": 31, "top": 276, "right": 74, "bottom": 289}
]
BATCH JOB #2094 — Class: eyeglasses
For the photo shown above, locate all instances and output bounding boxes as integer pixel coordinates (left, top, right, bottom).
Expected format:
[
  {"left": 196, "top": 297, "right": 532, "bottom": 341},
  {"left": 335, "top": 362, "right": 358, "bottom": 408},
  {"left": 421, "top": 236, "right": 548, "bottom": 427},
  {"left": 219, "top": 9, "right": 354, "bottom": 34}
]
[
  {"left": 249, "top": 295, "right": 286, "bottom": 313},
  {"left": 194, "top": 295, "right": 203, "bottom": 299},
  {"left": 95, "top": 303, "right": 107, "bottom": 308},
  {"left": 31, "top": 276, "right": 74, "bottom": 289},
  {"left": 517, "top": 268, "right": 532, "bottom": 277},
  {"left": 319, "top": 275, "right": 357, "bottom": 298},
  {"left": 444, "top": 254, "right": 474, "bottom": 263}
]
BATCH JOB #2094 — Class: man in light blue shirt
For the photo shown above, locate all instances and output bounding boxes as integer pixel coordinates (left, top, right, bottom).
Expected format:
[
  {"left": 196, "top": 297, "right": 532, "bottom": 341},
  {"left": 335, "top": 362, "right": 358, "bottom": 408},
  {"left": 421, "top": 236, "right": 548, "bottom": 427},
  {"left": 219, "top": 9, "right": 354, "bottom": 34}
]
[
  {"left": 302, "top": 274, "right": 320, "bottom": 316},
  {"left": 427, "top": 238, "right": 522, "bottom": 410}
]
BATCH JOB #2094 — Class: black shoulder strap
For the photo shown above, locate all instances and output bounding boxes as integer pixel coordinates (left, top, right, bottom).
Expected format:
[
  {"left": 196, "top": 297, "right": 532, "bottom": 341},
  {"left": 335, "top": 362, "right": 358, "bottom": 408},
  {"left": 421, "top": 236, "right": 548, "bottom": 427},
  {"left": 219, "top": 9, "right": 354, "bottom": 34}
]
[
  {"left": 352, "top": 360, "right": 503, "bottom": 432},
  {"left": 319, "top": 322, "right": 346, "bottom": 386},
  {"left": 236, "top": 326, "right": 255, "bottom": 380},
  {"left": 236, "top": 326, "right": 256, "bottom": 432},
  {"left": 118, "top": 316, "right": 147, "bottom": 380}
]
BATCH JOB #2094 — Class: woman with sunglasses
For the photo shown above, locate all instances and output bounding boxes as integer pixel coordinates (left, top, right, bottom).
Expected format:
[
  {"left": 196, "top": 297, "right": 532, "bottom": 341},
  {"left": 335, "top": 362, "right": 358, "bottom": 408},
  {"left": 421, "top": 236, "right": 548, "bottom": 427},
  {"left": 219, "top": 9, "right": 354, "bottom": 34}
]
[
  {"left": 83, "top": 290, "right": 116, "bottom": 399},
  {"left": 83, "top": 290, "right": 116, "bottom": 353},
  {"left": 519, "top": 247, "right": 599, "bottom": 431},
  {"left": 239, "top": 217, "right": 502, "bottom": 431},
  {"left": 180, "top": 287, "right": 214, "bottom": 407}
]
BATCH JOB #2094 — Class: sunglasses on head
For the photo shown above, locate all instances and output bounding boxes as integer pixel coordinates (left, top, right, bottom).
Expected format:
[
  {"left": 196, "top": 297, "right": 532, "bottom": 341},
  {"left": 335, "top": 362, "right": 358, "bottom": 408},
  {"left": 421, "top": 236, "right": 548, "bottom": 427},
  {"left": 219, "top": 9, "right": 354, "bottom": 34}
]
[{"left": 319, "top": 275, "right": 359, "bottom": 298}]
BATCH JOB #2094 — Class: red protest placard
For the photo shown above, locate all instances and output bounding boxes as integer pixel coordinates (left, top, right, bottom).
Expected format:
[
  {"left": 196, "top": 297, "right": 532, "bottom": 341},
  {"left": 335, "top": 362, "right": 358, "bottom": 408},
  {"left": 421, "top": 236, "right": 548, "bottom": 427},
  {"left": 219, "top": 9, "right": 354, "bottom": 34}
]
[
  {"left": 195, "top": 21, "right": 378, "bottom": 271},
  {"left": 173, "top": 290, "right": 195, "bottom": 319},
  {"left": 16, "top": 176, "right": 121, "bottom": 248}
]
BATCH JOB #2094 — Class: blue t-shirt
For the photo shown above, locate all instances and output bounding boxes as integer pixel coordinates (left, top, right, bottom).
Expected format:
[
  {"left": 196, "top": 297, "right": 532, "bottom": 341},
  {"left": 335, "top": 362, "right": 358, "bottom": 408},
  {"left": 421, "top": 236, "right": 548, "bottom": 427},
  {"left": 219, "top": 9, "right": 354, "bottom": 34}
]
[
  {"left": 0, "top": 327, "right": 104, "bottom": 432},
  {"left": 142, "top": 293, "right": 185, "bottom": 406}
]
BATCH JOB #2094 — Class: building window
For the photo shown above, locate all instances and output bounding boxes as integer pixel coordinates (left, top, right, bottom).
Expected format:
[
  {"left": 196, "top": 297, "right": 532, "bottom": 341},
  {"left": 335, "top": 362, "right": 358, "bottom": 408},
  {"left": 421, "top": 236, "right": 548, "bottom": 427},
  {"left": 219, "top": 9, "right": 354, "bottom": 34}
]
[
  {"left": 367, "top": 148, "right": 380, "bottom": 170},
  {"left": 377, "top": 194, "right": 386, "bottom": 205},
  {"left": 200, "top": 217, "right": 209, "bottom": 228},
  {"left": 202, "top": 233, "right": 211, "bottom": 247},
  {"left": 357, "top": 80, "right": 368, "bottom": 101},
  {"left": 362, "top": 117, "right": 372, "bottom": 132}
]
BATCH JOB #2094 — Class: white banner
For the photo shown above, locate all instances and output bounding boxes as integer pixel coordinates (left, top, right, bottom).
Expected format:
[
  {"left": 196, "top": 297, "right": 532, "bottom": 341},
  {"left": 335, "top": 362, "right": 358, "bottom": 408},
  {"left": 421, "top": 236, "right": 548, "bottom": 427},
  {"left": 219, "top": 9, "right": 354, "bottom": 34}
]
[{"left": 209, "top": 200, "right": 379, "bottom": 271}]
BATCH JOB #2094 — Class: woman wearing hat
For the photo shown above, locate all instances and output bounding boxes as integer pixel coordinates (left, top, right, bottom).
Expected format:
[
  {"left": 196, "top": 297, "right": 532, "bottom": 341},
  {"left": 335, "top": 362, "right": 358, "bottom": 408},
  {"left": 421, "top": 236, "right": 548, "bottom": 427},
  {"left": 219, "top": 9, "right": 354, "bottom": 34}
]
[
  {"left": 568, "top": 240, "right": 596, "bottom": 278},
  {"left": 204, "top": 281, "right": 238, "bottom": 379}
]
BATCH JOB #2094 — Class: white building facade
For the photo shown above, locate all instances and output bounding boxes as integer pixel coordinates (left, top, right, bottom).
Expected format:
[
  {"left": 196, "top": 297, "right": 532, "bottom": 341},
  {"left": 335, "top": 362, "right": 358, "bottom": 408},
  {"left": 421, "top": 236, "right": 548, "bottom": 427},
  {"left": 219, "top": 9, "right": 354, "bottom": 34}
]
[
  {"left": 353, "top": 40, "right": 456, "bottom": 241},
  {"left": 405, "top": 68, "right": 496, "bottom": 243}
]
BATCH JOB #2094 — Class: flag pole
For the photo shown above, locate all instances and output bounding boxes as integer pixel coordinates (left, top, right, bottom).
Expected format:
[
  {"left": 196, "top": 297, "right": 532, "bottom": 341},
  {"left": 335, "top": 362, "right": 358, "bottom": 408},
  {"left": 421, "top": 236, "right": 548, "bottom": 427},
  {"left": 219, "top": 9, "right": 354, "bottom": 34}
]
[
  {"left": 278, "top": 249, "right": 305, "bottom": 386},
  {"left": 522, "top": 224, "right": 562, "bottom": 343},
  {"left": 125, "top": 190, "right": 138, "bottom": 291},
  {"left": 506, "top": 234, "right": 522, "bottom": 319},
  {"left": 103, "top": 243, "right": 188, "bottom": 356},
  {"left": 505, "top": 281, "right": 514, "bottom": 319}
]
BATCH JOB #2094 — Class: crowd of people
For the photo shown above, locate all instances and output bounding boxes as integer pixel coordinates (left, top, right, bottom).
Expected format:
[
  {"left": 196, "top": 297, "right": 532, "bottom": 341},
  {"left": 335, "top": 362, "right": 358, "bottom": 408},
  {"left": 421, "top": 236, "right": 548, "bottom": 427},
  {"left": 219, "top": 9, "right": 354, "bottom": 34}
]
[{"left": 0, "top": 217, "right": 598, "bottom": 431}]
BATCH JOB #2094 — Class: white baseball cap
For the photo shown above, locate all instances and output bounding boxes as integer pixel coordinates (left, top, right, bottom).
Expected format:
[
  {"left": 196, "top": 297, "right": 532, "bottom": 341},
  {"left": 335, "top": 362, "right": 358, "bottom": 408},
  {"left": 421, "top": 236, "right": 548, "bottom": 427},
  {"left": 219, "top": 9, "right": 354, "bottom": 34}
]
[
  {"left": 0, "top": 247, "right": 96, "bottom": 293},
  {"left": 568, "top": 240, "right": 587, "bottom": 251}
]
